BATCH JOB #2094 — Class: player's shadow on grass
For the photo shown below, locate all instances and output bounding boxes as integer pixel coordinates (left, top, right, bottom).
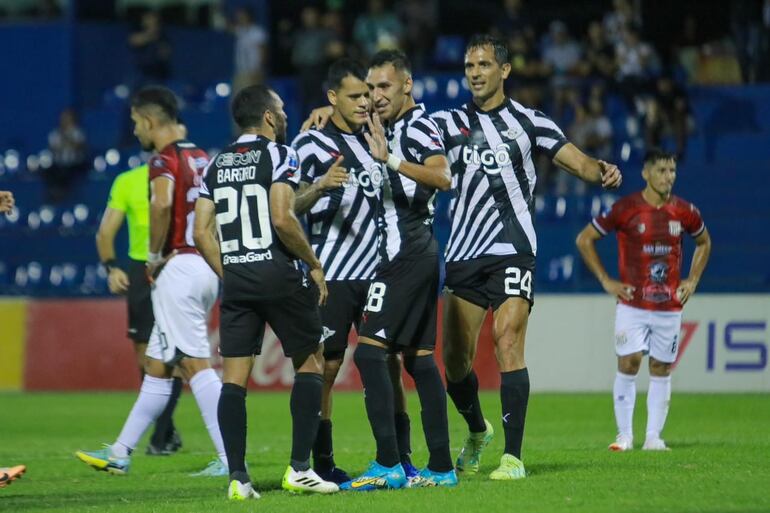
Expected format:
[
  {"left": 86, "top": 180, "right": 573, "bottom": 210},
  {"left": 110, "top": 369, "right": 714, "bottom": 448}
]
[{"left": 515, "top": 462, "right": 575, "bottom": 476}]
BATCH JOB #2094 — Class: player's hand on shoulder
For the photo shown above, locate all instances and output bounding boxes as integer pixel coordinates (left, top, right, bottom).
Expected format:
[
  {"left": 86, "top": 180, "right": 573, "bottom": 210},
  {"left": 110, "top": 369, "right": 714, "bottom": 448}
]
[
  {"left": 107, "top": 267, "right": 130, "bottom": 295},
  {"left": 309, "top": 267, "right": 328, "bottom": 306},
  {"left": 599, "top": 160, "right": 622, "bottom": 189},
  {"left": 676, "top": 278, "right": 697, "bottom": 305},
  {"left": 601, "top": 277, "right": 635, "bottom": 301},
  {"left": 319, "top": 156, "right": 348, "bottom": 190},
  {"left": 301, "top": 106, "right": 334, "bottom": 132}
]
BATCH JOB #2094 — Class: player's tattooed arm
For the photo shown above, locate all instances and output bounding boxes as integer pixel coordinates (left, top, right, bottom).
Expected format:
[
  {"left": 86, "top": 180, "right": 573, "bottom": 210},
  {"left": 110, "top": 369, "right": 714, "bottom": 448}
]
[
  {"left": 193, "top": 197, "right": 223, "bottom": 279},
  {"left": 576, "top": 223, "right": 635, "bottom": 301},
  {"left": 300, "top": 106, "right": 334, "bottom": 132},
  {"left": 96, "top": 207, "right": 130, "bottom": 294},
  {"left": 677, "top": 228, "right": 711, "bottom": 305},
  {"left": 553, "top": 143, "right": 622, "bottom": 189},
  {"left": 364, "top": 113, "right": 451, "bottom": 191},
  {"left": 294, "top": 156, "right": 348, "bottom": 215},
  {"left": 270, "top": 182, "right": 328, "bottom": 305}
]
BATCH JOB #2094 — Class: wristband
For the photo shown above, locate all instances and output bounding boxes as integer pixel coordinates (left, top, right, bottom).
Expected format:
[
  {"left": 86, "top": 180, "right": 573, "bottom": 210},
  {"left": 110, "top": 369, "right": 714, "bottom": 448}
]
[
  {"left": 386, "top": 153, "right": 402, "bottom": 171},
  {"left": 147, "top": 251, "right": 163, "bottom": 264},
  {"left": 102, "top": 259, "right": 118, "bottom": 272}
]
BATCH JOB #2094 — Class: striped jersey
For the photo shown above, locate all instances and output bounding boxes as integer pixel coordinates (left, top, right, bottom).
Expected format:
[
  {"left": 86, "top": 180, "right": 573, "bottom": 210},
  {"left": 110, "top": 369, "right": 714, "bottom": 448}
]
[
  {"left": 291, "top": 122, "right": 383, "bottom": 281},
  {"left": 380, "top": 104, "right": 446, "bottom": 262},
  {"left": 431, "top": 99, "right": 568, "bottom": 262}
]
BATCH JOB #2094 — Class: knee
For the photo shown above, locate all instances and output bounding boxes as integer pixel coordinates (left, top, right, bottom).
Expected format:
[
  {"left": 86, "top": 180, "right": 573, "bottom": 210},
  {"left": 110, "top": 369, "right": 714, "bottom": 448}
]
[
  {"left": 353, "top": 342, "right": 386, "bottom": 367},
  {"left": 323, "top": 357, "right": 343, "bottom": 384},
  {"left": 649, "top": 358, "right": 671, "bottom": 377},
  {"left": 618, "top": 354, "right": 642, "bottom": 375},
  {"left": 403, "top": 352, "right": 436, "bottom": 378}
]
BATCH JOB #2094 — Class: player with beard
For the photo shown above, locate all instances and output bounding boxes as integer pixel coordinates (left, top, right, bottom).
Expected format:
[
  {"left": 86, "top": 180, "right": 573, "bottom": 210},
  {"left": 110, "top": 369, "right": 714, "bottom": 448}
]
[{"left": 194, "top": 85, "right": 339, "bottom": 499}]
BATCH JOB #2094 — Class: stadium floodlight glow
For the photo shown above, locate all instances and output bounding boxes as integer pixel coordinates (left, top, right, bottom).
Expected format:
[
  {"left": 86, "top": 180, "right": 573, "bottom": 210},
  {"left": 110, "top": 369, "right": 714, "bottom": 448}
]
[
  {"left": 26, "top": 155, "right": 40, "bottom": 172},
  {"left": 114, "top": 84, "right": 130, "bottom": 99},
  {"left": 40, "top": 206, "right": 55, "bottom": 224},
  {"left": 15, "top": 267, "right": 28, "bottom": 287},
  {"left": 28, "top": 261, "right": 43, "bottom": 281},
  {"left": 4, "top": 151, "right": 19, "bottom": 171},
  {"left": 621, "top": 142, "right": 631, "bottom": 162},
  {"left": 27, "top": 211, "right": 40, "bottom": 230},
  {"left": 424, "top": 77, "right": 438, "bottom": 94},
  {"left": 106, "top": 149, "right": 121, "bottom": 166},
  {"left": 447, "top": 79, "right": 460, "bottom": 99},
  {"left": 127, "top": 155, "right": 141, "bottom": 169},
  {"left": 94, "top": 156, "right": 107, "bottom": 173},
  {"left": 412, "top": 80, "right": 424, "bottom": 100},
  {"left": 216, "top": 82, "right": 231, "bottom": 97},
  {"left": 6, "top": 206, "right": 19, "bottom": 223},
  {"left": 61, "top": 211, "right": 75, "bottom": 228},
  {"left": 555, "top": 196, "right": 566, "bottom": 218},
  {"left": 74, "top": 204, "right": 89, "bottom": 222},
  {"left": 50, "top": 265, "right": 63, "bottom": 286},
  {"left": 39, "top": 150, "right": 53, "bottom": 169}
]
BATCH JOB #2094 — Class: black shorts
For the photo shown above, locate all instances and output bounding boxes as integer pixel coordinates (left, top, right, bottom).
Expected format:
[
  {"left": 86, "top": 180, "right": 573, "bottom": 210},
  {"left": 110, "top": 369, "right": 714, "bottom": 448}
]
[
  {"left": 358, "top": 255, "right": 439, "bottom": 351},
  {"left": 319, "top": 279, "right": 369, "bottom": 358},
  {"left": 444, "top": 254, "right": 536, "bottom": 311},
  {"left": 126, "top": 259, "right": 154, "bottom": 342},
  {"left": 218, "top": 285, "right": 323, "bottom": 358}
]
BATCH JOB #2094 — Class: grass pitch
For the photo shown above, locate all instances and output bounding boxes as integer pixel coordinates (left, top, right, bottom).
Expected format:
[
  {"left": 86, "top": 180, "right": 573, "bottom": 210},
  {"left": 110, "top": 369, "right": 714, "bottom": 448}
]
[{"left": 1, "top": 391, "right": 768, "bottom": 513}]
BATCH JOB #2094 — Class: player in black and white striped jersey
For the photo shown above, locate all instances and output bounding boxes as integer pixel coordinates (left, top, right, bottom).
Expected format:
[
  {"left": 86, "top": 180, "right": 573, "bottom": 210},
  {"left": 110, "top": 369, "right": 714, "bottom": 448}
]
[
  {"left": 292, "top": 59, "right": 415, "bottom": 484},
  {"left": 337, "top": 50, "right": 457, "bottom": 490},
  {"left": 431, "top": 35, "right": 623, "bottom": 480}
]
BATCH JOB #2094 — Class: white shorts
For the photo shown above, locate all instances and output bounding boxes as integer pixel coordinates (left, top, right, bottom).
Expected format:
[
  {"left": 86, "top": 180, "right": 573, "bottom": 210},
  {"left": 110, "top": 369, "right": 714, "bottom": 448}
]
[
  {"left": 146, "top": 254, "right": 219, "bottom": 363},
  {"left": 614, "top": 303, "right": 683, "bottom": 363}
]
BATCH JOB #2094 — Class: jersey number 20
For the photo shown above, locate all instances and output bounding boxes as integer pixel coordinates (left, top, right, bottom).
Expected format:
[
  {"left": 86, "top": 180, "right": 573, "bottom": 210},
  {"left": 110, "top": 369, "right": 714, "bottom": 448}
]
[{"left": 214, "top": 184, "right": 272, "bottom": 253}]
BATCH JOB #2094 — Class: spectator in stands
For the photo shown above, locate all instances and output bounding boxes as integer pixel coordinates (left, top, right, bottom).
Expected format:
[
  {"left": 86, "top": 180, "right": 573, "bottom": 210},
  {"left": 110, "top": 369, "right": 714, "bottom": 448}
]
[
  {"left": 129, "top": 10, "right": 172, "bottom": 84},
  {"left": 615, "top": 24, "right": 658, "bottom": 110},
  {"left": 45, "top": 108, "right": 88, "bottom": 204},
  {"left": 397, "top": 0, "right": 437, "bottom": 70},
  {"left": 579, "top": 20, "right": 616, "bottom": 84},
  {"left": 507, "top": 30, "right": 547, "bottom": 108},
  {"left": 353, "top": 0, "right": 404, "bottom": 59},
  {"left": 292, "top": 6, "right": 339, "bottom": 116},
  {"left": 645, "top": 74, "right": 691, "bottom": 161},
  {"left": 603, "top": 0, "right": 637, "bottom": 45},
  {"left": 674, "top": 15, "right": 700, "bottom": 83},
  {"left": 541, "top": 21, "right": 583, "bottom": 119},
  {"left": 231, "top": 7, "right": 268, "bottom": 95},
  {"left": 493, "top": 0, "right": 534, "bottom": 41}
]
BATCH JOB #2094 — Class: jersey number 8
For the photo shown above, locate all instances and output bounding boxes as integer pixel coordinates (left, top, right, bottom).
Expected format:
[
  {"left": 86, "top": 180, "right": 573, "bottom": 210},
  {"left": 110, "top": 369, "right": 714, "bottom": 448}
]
[
  {"left": 504, "top": 267, "right": 532, "bottom": 299},
  {"left": 213, "top": 184, "right": 272, "bottom": 253},
  {"left": 365, "top": 282, "right": 387, "bottom": 312}
]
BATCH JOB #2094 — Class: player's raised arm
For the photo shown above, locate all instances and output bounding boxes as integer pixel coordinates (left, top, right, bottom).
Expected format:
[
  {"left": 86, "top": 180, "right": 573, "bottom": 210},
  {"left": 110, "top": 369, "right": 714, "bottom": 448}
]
[
  {"left": 677, "top": 227, "right": 711, "bottom": 305},
  {"left": 193, "top": 197, "right": 223, "bottom": 279},
  {"left": 576, "top": 223, "right": 635, "bottom": 301},
  {"left": 300, "top": 106, "right": 334, "bottom": 132},
  {"left": 553, "top": 143, "right": 622, "bottom": 189},
  {"left": 96, "top": 207, "right": 130, "bottom": 294},
  {"left": 270, "top": 182, "right": 328, "bottom": 305},
  {"left": 365, "top": 113, "right": 451, "bottom": 191}
]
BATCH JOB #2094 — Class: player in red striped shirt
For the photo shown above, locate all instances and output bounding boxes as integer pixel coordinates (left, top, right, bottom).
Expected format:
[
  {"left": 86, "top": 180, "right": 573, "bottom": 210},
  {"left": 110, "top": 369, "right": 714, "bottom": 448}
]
[{"left": 576, "top": 148, "right": 711, "bottom": 452}]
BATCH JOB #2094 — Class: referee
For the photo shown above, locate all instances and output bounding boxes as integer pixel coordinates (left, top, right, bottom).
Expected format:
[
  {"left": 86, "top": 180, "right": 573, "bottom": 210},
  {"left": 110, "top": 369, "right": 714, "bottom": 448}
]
[{"left": 96, "top": 162, "right": 182, "bottom": 455}]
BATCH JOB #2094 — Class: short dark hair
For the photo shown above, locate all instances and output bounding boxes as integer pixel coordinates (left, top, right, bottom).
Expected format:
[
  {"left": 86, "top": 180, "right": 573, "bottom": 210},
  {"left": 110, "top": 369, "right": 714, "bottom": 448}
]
[
  {"left": 231, "top": 84, "right": 276, "bottom": 129},
  {"left": 369, "top": 49, "right": 412, "bottom": 75},
  {"left": 466, "top": 34, "right": 510, "bottom": 66},
  {"left": 643, "top": 147, "right": 677, "bottom": 166},
  {"left": 326, "top": 58, "right": 367, "bottom": 91},
  {"left": 131, "top": 86, "right": 179, "bottom": 122}
]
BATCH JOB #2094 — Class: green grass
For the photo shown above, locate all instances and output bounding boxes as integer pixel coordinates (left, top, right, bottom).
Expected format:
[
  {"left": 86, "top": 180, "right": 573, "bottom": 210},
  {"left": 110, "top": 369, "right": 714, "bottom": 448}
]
[{"left": 1, "top": 391, "right": 768, "bottom": 512}]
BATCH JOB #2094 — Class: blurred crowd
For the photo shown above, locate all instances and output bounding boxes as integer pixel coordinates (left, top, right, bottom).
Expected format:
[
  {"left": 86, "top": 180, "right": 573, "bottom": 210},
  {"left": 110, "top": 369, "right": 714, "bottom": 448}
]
[{"left": 5, "top": 0, "right": 770, "bottom": 200}]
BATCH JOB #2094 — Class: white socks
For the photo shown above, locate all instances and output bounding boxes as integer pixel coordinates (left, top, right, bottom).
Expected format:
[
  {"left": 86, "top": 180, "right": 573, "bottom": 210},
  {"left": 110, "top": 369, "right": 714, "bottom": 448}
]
[
  {"left": 646, "top": 375, "right": 672, "bottom": 441},
  {"left": 113, "top": 375, "right": 173, "bottom": 457},
  {"left": 189, "top": 368, "right": 227, "bottom": 467},
  {"left": 613, "top": 372, "right": 637, "bottom": 438}
]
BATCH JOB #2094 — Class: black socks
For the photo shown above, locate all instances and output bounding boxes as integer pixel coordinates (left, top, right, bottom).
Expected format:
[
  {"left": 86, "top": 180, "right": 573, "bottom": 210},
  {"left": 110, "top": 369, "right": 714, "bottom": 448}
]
[
  {"left": 446, "top": 370, "right": 487, "bottom": 433},
  {"left": 354, "top": 343, "right": 399, "bottom": 467},
  {"left": 290, "top": 372, "right": 324, "bottom": 471},
  {"left": 218, "top": 382, "right": 248, "bottom": 478},
  {"left": 500, "top": 368, "right": 530, "bottom": 459},
  {"left": 151, "top": 376, "right": 182, "bottom": 448},
  {"left": 404, "top": 354, "right": 453, "bottom": 473},
  {"left": 312, "top": 418, "right": 335, "bottom": 471}
]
